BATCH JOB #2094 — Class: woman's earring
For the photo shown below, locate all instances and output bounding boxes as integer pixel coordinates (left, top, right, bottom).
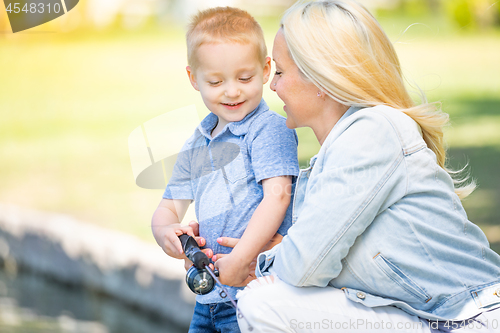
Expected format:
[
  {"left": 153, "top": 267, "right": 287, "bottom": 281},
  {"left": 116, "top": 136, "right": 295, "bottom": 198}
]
[
  {"left": 317, "top": 92, "right": 321, "bottom": 97},
  {"left": 274, "top": 83, "right": 276, "bottom": 86}
]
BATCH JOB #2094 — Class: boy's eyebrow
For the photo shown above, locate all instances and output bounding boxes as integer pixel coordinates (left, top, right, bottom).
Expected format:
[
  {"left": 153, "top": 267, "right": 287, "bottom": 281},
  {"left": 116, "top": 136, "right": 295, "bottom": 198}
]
[
  {"left": 203, "top": 71, "right": 223, "bottom": 76},
  {"left": 204, "top": 66, "right": 258, "bottom": 77},
  {"left": 236, "top": 67, "right": 258, "bottom": 74}
]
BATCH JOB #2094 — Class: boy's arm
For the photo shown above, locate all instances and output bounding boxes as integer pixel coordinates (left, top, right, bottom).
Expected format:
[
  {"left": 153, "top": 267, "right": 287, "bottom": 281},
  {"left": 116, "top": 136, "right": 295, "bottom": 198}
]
[
  {"left": 214, "top": 175, "right": 292, "bottom": 286},
  {"left": 151, "top": 198, "right": 194, "bottom": 259}
]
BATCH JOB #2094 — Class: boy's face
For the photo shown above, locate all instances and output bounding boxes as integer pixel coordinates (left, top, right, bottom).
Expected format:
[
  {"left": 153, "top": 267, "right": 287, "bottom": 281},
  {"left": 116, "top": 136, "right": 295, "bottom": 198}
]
[{"left": 187, "top": 42, "right": 271, "bottom": 129}]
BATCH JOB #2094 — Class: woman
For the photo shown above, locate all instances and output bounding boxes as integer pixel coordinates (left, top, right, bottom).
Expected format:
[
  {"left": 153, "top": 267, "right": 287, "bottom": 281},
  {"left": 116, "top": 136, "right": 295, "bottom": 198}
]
[{"left": 211, "top": 1, "right": 500, "bottom": 332}]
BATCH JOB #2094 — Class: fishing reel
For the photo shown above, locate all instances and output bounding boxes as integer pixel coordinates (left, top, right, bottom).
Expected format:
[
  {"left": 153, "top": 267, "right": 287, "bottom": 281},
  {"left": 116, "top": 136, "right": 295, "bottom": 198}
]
[
  {"left": 178, "top": 234, "right": 254, "bottom": 330},
  {"left": 179, "top": 234, "right": 219, "bottom": 295}
]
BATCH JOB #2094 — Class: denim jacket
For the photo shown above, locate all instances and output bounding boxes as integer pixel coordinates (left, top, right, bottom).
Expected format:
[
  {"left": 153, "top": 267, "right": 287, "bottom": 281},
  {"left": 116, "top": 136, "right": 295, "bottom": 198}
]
[{"left": 257, "top": 105, "right": 500, "bottom": 321}]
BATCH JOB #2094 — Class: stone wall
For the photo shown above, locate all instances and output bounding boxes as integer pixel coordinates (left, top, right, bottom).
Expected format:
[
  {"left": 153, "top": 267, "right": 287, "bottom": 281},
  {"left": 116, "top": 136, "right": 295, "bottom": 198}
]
[{"left": 0, "top": 204, "right": 195, "bottom": 328}]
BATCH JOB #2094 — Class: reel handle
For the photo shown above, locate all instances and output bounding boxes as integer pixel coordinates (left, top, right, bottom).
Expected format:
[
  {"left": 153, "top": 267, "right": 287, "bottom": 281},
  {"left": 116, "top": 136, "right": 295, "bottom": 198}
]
[{"left": 179, "top": 234, "right": 210, "bottom": 270}]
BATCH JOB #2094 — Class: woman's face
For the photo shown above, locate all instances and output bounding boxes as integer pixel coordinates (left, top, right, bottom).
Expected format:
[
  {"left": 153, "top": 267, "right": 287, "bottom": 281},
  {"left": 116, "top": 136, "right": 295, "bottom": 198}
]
[{"left": 270, "top": 29, "right": 322, "bottom": 129}]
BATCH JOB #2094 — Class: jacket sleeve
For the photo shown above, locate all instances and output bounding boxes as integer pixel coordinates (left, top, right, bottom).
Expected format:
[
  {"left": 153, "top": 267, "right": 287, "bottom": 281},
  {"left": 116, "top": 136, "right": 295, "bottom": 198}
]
[{"left": 271, "top": 111, "right": 407, "bottom": 287}]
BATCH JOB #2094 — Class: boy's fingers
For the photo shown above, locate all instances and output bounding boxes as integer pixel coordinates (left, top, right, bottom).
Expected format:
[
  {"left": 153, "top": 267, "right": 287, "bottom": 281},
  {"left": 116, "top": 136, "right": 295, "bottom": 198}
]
[
  {"left": 170, "top": 226, "right": 195, "bottom": 253},
  {"left": 186, "top": 221, "right": 204, "bottom": 246},
  {"left": 194, "top": 236, "right": 206, "bottom": 247},
  {"left": 174, "top": 226, "right": 195, "bottom": 238},
  {"left": 189, "top": 221, "right": 200, "bottom": 236},
  {"left": 216, "top": 237, "right": 240, "bottom": 248},
  {"left": 167, "top": 233, "right": 184, "bottom": 254},
  {"left": 201, "top": 248, "right": 213, "bottom": 258}
]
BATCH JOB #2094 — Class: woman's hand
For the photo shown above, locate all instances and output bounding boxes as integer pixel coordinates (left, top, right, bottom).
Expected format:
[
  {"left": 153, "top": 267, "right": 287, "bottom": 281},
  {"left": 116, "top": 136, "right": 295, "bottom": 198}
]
[
  {"left": 212, "top": 233, "right": 283, "bottom": 286},
  {"left": 213, "top": 252, "right": 254, "bottom": 287}
]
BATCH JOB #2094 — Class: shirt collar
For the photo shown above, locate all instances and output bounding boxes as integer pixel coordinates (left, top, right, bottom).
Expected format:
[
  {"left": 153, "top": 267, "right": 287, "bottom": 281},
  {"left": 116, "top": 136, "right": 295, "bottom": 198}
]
[{"left": 197, "top": 99, "right": 268, "bottom": 139}]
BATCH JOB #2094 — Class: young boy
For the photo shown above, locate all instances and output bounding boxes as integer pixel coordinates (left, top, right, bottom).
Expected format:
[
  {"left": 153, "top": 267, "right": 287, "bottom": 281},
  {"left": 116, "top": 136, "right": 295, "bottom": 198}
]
[{"left": 151, "top": 7, "right": 299, "bottom": 332}]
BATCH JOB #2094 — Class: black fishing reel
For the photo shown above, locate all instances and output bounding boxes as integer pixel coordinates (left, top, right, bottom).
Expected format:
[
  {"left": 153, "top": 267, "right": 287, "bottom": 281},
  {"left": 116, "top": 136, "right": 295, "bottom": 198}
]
[
  {"left": 179, "top": 235, "right": 254, "bottom": 331},
  {"left": 179, "top": 234, "right": 219, "bottom": 295}
]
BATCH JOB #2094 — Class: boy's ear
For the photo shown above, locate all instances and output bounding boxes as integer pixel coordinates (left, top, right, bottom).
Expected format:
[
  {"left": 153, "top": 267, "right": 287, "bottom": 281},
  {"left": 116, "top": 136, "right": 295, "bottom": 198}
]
[
  {"left": 186, "top": 66, "right": 199, "bottom": 91},
  {"left": 262, "top": 57, "right": 272, "bottom": 84}
]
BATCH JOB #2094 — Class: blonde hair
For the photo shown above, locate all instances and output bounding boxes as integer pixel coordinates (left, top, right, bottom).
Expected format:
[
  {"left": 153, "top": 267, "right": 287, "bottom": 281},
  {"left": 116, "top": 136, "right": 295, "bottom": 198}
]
[
  {"left": 281, "top": 0, "right": 475, "bottom": 199},
  {"left": 186, "top": 7, "right": 267, "bottom": 71}
]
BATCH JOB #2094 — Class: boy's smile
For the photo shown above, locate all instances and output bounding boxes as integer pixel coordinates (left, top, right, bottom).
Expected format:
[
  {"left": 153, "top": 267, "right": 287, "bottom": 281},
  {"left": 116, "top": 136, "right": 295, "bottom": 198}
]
[
  {"left": 187, "top": 42, "right": 271, "bottom": 136},
  {"left": 221, "top": 101, "right": 245, "bottom": 109}
]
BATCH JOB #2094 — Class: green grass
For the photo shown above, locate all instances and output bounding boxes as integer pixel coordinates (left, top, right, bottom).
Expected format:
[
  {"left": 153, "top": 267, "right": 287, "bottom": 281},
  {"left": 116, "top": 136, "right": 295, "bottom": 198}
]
[{"left": 1, "top": 18, "right": 499, "bottom": 251}]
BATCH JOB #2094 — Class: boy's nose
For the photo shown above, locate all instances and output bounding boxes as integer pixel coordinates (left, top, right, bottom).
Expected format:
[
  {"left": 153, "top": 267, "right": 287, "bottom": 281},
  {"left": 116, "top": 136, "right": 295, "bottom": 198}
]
[{"left": 224, "top": 86, "right": 240, "bottom": 98}]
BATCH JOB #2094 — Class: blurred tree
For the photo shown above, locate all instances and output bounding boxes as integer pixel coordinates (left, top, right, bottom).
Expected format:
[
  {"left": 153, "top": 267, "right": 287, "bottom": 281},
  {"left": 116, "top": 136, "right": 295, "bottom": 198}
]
[
  {"left": 375, "top": 0, "right": 499, "bottom": 30},
  {"left": 374, "top": 0, "right": 438, "bottom": 17},
  {"left": 446, "top": 0, "right": 474, "bottom": 27},
  {"left": 443, "top": 0, "right": 499, "bottom": 29}
]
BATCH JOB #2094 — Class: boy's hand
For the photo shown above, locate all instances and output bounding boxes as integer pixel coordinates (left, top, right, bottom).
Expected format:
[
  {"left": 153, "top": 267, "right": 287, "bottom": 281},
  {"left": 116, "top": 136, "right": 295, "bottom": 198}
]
[
  {"left": 189, "top": 220, "right": 207, "bottom": 249},
  {"left": 157, "top": 223, "right": 195, "bottom": 259}
]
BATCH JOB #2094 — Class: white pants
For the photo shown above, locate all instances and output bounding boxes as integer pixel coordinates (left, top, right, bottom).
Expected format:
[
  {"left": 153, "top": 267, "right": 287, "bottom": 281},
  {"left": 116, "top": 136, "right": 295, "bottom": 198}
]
[{"left": 236, "top": 276, "right": 500, "bottom": 333}]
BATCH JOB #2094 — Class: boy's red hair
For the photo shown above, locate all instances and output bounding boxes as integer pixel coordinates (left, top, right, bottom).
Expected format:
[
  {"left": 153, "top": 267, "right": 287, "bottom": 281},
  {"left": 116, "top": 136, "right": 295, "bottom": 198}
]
[{"left": 186, "top": 7, "right": 267, "bottom": 71}]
